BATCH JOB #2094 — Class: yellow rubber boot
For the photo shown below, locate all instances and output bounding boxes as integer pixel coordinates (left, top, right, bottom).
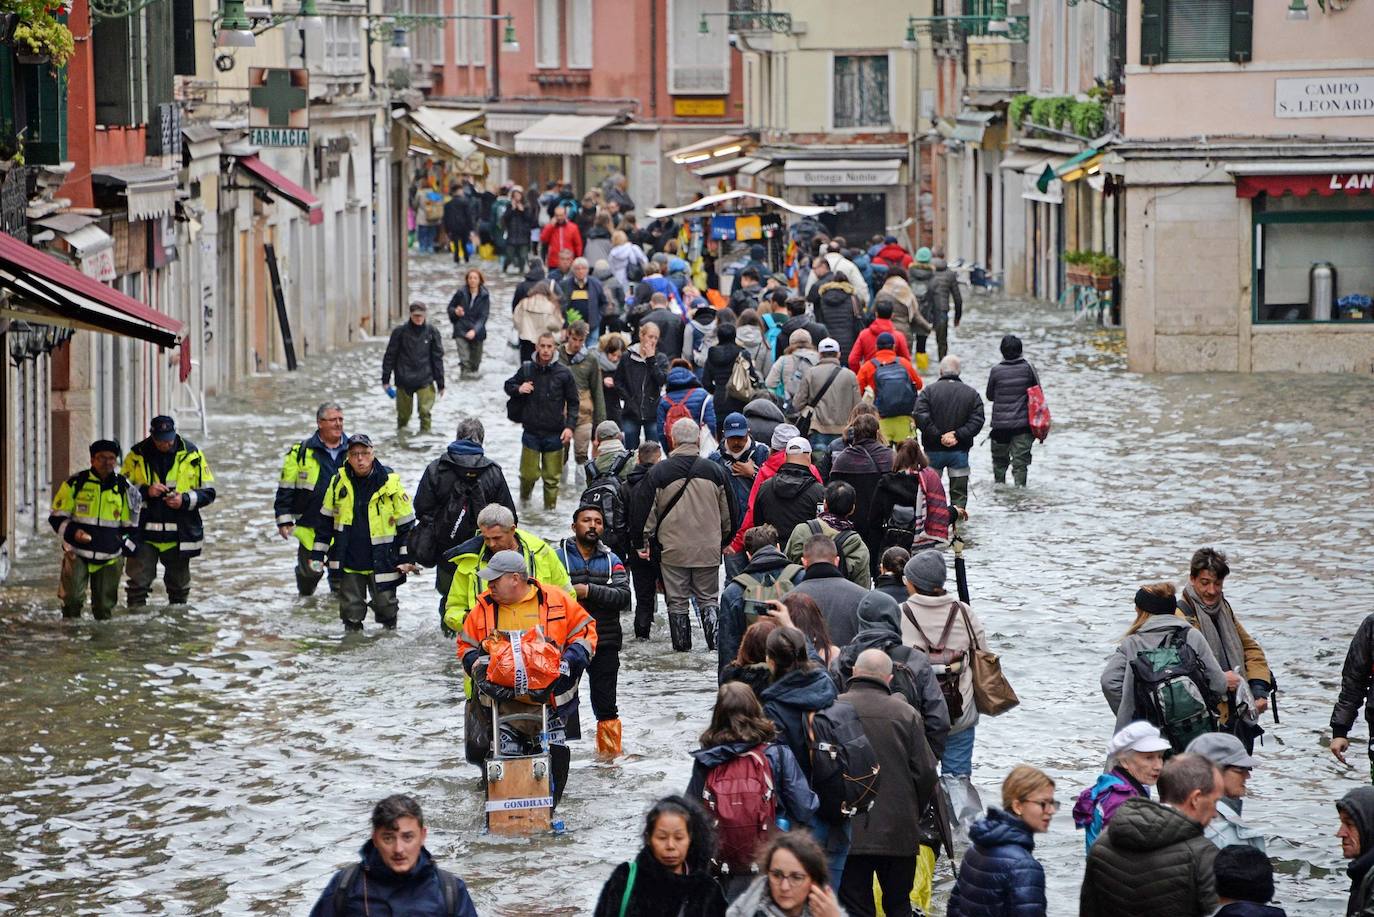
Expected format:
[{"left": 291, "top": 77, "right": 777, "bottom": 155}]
[
  {"left": 916, "top": 351, "right": 930, "bottom": 372},
  {"left": 596, "top": 718, "right": 623, "bottom": 759}
]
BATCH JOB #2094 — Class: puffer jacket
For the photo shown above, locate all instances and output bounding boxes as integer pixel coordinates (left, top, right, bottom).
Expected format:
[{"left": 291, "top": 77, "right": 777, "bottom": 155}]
[
  {"left": 686, "top": 739, "right": 819, "bottom": 828},
  {"left": 308, "top": 841, "right": 477, "bottom": 917},
  {"left": 761, "top": 667, "right": 839, "bottom": 782},
  {"left": 914, "top": 373, "right": 986, "bottom": 452},
  {"left": 752, "top": 462, "right": 826, "bottom": 546},
  {"left": 947, "top": 807, "right": 1046, "bottom": 917},
  {"left": 1080, "top": 796, "right": 1218, "bottom": 917},
  {"left": 985, "top": 358, "right": 1037, "bottom": 431},
  {"left": 743, "top": 398, "right": 786, "bottom": 448},
  {"left": 658, "top": 366, "right": 716, "bottom": 436},
  {"left": 555, "top": 538, "right": 630, "bottom": 653},
  {"left": 930, "top": 258, "right": 963, "bottom": 325},
  {"left": 614, "top": 344, "right": 669, "bottom": 423},
  {"left": 815, "top": 280, "right": 862, "bottom": 361}
]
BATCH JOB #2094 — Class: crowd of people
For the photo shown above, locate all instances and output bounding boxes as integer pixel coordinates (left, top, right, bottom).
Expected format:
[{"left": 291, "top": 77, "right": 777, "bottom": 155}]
[{"left": 45, "top": 179, "right": 1374, "bottom": 917}]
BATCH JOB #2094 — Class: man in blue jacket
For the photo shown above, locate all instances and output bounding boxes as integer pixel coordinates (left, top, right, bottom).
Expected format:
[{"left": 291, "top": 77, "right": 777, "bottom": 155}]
[
  {"left": 309, "top": 794, "right": 477, "bottom": 917},
  {"left": 709, "top": 412, "right": 771, "bottom": 578}
]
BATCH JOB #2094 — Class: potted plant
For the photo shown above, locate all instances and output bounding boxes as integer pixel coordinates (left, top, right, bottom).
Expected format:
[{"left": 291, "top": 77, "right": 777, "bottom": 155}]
[
  {"left": 1088, "top": 253, "right": 1120, "bottom": 291},
  {"left": 12, "top": 13, "right": 73, "bottom": 66},
  {"left": 1062, "top": 250, "right": 1091, "bottom": 286}
]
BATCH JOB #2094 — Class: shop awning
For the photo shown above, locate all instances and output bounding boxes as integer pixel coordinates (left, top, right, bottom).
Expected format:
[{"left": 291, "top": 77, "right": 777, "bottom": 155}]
[
  {"left": 644, "top": 189, "right": 833, "bottom": 220},
  {"left": 1021, "top": 158, "right": 1066, "bottom": 204},
  {"left": 0, "top": 231, "right": 184, "bottom": 347},
  {"left": 783, "top": 159, "right": 903, "bottom": 187},
  {"left": 999, "top": 150, "right": 1047, "bottom": 171},
  {"left": 232, "top": 154, "right": 324, "bottom": 226},
  {"left": 953, "top": 110, "right": 998, "bottom": 143},
  {"left": 513, "top": 114, "right": 617, "bottom": 156},
  {"left": 1056, "top": 147, "right": 1106, "bottom": 183},
  {"left": 692, "top": 156, "right": 772, "bottom": 178},
  {"left": 667, "top": 134, "right": 747, "bottom": 165},
  {"left": 394, "top": 107, "right": 509, "bottom": 160},
  {"left": 91, "top": 166, "right": 177, "bottom": 221},
  {"left": 1226, "top": 161, "right": 1374, "bottom": 198}
]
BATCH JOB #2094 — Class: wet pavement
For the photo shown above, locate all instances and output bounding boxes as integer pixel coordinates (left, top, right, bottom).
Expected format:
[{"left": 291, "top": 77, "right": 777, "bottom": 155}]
[{"left": 2, "top": 249, "right": 1373, "bottom": 915}]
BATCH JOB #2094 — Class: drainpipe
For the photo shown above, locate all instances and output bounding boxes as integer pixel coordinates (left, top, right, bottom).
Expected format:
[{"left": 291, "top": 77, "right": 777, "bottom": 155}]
[
  {"left": 490, "top": 0, "right": 501, "bottom": 101},
  {"left": 649, "top": 0, "right": 658, "bottom": 119}
]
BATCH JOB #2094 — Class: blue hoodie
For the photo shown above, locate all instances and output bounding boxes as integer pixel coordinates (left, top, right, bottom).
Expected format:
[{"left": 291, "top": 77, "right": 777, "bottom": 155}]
[
  {"left": 761, "top": 667, "right": 838, "bottom": 782},
  {"left": 657, "top": 366, "right": 715, "bottom": 435},
  {"left": 947, "top": 807, "right": 1046, "bottom": 917}
]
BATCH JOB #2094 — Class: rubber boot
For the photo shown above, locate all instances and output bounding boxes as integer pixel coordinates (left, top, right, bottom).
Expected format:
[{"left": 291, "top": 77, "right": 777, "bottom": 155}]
[
  {"left": 916, "top": 351, "right": 929, "bottom": 372},
  {"left": 697, "top": 603, "right": 719, "bottom": 652},
  {"left": 596, "top": 719, "right": 623, "bottom": 759},
  {"left": 668, "top": 612, "right": 693, "bottom": 652}
]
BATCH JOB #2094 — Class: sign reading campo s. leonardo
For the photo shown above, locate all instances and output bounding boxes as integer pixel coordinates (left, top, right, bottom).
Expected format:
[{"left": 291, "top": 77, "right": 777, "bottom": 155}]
[{"left": 1275, "top": 76, "right": 1374, "bottom": 119}]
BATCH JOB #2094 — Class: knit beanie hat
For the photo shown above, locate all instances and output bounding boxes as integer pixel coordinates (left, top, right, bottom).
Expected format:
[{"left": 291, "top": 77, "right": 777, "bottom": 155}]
[
  {"left": 1213, "top": 844, "right": 1274, "bottom": 903},
  {"left": 1000, "top": 334, "right": 1023, "bottom": 360},
  {"left": 903, "top": 549, "right": 947, "bottom": 593}
]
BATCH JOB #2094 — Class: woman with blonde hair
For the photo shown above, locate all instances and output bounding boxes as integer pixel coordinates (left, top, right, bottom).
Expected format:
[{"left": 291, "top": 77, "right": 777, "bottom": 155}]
[
  {"left": 946, "top": 765, "right": 1055, "bottom": 917},
  {"left": 1100, "top": 582, "right": 1227, "bottom": 748},
  {"left": 609, "top": 228, "right": 649, "bottom": 287}
]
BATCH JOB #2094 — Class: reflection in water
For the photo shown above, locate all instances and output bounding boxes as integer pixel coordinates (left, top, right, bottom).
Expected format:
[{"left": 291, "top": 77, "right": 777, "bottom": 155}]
[{"left": 2, "top": 253, "right": 1372, "bottom": 915}]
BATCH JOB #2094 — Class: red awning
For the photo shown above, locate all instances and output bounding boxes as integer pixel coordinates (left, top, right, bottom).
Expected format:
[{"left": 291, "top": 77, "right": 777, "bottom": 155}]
[
  {"left": 1236, "top": 172, "right": 1374, "bottom": 198},
  {"left": 0, "top": 231, "right": 184, "bottom": 348},
  {"left": 235, "top": 154, "right": 325, "bottom": 226}
]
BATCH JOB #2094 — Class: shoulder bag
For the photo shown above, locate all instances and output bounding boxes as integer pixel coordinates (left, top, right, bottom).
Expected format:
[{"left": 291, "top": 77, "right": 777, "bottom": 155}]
[
  {"left": 960, "top": 605, "right": 1019, "bottom": 715},
  {"left": 796, "top": 364, "right": 843, "bottom": 436}
]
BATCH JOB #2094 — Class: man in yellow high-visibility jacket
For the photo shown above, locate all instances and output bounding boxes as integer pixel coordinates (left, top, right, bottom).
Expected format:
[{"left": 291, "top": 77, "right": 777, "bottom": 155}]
[{"left": 49, "top": 439, "right": 139, "bottom": 619}]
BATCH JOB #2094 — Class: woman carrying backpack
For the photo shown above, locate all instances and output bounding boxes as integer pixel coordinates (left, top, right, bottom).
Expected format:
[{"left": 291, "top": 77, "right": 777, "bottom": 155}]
[
  {"left": 1100, "top": 582, "right": 1227, "bottom": 748},
  {"left": 687, "top": 682, "right": 820, "bottom": 901},
  {"left": 1072, "top": 722, "right": 1169, "bottom": 851},
  {"left": 703, "top": 324, "right": 752, "bottom": 441},
  {"left": 593, "top": 796, "right": 728, "bottom": 917},
  {"left": 868, "top": 438, "right": 953, "bottom": 557}
]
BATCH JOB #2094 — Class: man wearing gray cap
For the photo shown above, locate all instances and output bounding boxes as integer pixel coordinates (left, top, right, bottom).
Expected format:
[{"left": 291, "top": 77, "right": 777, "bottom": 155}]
[
  {"left": 1186, "top": 732, "right": 1265, "bottom": 852},
  {"left": 456, "top": 549, "right": 597, "bottom": 805},
  {"left": 901, "top": 549, "right": 987, "bottom": 778}
]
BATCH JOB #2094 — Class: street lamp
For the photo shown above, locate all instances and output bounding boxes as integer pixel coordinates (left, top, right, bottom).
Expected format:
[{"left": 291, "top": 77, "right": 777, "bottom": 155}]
[
  {"left": 387, "top": 25, "right": 411, "bottom": 68},
  {"left": 501, "top": 20, "right": 519, "bottom": 52},
  {"left": 297, "top": 0, "right": 324, "bottom": 43},
  {"left": 902, "top": 21, "right": 917, "bottom": 50},
  {"left": 1287, "top": 0, "right": 1310, "bottom": 20},
  {"left": 216, "top": 0, "right": 255, "bottom": 46}
]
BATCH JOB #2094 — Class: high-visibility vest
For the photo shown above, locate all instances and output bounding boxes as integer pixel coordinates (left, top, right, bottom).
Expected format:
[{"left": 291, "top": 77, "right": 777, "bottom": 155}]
[
  {"left": 122, "top": 438, "right": 215, "bottom": 555},
  {"left": 275, "top": 438, "right": 344, "bottom": 550},
  {"left": 49, "top": 470, "right": 135, "bottom": 568}
]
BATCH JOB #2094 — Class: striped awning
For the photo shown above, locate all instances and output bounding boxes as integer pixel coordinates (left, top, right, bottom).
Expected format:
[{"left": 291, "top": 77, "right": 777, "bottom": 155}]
[{"left": 513, "top": 114, "right": 616, "bottom": 156}]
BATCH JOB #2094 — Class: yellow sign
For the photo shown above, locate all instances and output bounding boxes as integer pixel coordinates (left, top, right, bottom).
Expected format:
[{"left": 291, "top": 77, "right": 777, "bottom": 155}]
[{"left": 674, "top": 98, "right": 727, "bottom": 117}]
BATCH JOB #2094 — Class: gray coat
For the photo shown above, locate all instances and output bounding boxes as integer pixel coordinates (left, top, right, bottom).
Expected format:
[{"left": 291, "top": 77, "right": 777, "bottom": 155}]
[
  {"left": 792, "top": 565, "right": 870, "bottom": 649},
  {"left": 929, "top": 258, "right": 962, "bottom": 325},
  {"left": 1101, "top": 615, "right": 1228, "bottom": 733}
]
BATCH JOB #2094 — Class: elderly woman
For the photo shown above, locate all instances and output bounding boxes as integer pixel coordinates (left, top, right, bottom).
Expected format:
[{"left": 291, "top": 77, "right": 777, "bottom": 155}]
[{"left": 1073, "top": 722, "right": 1170, "bottom": 850}]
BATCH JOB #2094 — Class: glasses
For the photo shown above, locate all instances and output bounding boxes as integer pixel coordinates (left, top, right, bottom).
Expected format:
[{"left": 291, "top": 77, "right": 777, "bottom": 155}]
[
  {"left": 1023, "top": 798, "right": 1060, "bottom": 811},
  {"left": 767, "top": 869, "right": 809, "bottom": 887},
  {"left": 1226, "top": 766, "right": 1253, "bottom": 775}
]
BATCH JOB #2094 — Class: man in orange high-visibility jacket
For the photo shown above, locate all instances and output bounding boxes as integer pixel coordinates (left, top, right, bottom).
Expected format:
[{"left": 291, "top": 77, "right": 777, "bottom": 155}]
[{"left": 457, "top": 549, "right": 597, "bottom": 808}]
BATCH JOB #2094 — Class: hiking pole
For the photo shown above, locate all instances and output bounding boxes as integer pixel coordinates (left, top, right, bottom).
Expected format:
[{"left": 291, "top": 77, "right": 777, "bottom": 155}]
[{"left": 952, "top": 524, "right": 971, "bottom": 604}]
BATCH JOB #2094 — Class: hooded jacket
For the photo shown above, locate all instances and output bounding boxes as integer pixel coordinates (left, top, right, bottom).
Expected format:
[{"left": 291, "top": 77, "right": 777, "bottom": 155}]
[
  {"left": 910, "top": 263, "right": 936, "bottom": 326},
  {"left": 848, "top": 318, "right": 911, "bottom": 372},
  {"left": 308, "top": 841, "right": 478, "bottom": 917},
  {"left": 382, "top": 319, "right": 446, "bottom": 391},
  {"left": 717, "top": 545, "right": 804, "bottom": 675},
  {"left": 447, "top": 286, "right": 490, "bottom": 342},
  {"left": 614, "top": 344, "right": 669, "bottom": 423},
  {"left": 873, "top": 242, "right": 914, "bottom": 271},
  {"left": 122, "top": 435, "right": 216, "bottom": 557},
  {"left": 1100, "top": 614, "right": 1228, "bottom": 733},
  {"left": 841, "top": 676, "right": 939, "bottom": 856},
  {"left": 703, "top": 327, "right": 750, "bottom": 423},
  {"left": 727, "top": 450, "right": 823, "bottom": 553},
  {"left": 761, "top": 666, "right": 839, "bottom": 781},
  {"left": 752, "top": 462, "right": 826, "bottom": 546},
  {"left": 1072, "top": 768, "right": 1148, "bottom": 851},
  {"left": 814, "top": 280, "right": 862, "bottom": 361},
  {"left": 855, "top": 349, "right": 921, "bottom": 414},
  {"left": 835, "top": 591, "right": 950, "bottom": 756},
  {"left": 412, "top": 439, "right": 517, "bottom": 573},
  {"left": 829, "top": 437, "right": 894, "bottom": 551},
  {"left": 735, "top": 323, "right": 774, "bottom": 378},
  {"left": 743, "top": 398, "right": 786, "bottom": 449},
  {"left": 639, "top": 306, "right": 687, "bottom": 360},
  {"left": 947, "top": 807, "right": 1047, "bottom": 917},
  {"left": 583, "top": 225, "right": 613, "bottom": 266},
  {"left": 915, "top": 373, "right": 985, "bottom": 452},
  {"left": 1339, "top": 787, "right": 1374, "bottom": 917},
  {"left": 686, "top": 739, "right": 819, "bottom": 828},
  {"left": 930, "top": 257, "right": 963, "bottom": 325},
  {"left": 793, "top": 357, "right": 860, "bottom": 437},
  {"left": 511, "top": 263, "right": 547, "bottom": 310},
  {"left": 1079, "top": 796, "right": 1218, "bottom": 917},
  {"left": 685, "top": 313, "right": 721, "bottom": 368},
  {"left": 986, "top": 349, "right": 1038, "bottom": 432},
  {"left": 658, "top": 367, "right": 717, "bottom": 437}
]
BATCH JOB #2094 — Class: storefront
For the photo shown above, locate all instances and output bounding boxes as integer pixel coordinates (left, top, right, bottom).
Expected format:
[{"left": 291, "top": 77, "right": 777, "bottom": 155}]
[{"left": 778, "top": 156, "right": 906, "bottom": 242}]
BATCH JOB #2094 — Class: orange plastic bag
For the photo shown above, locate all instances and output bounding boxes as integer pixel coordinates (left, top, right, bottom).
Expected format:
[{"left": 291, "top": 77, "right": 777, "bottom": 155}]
[{"left": 484, "top": 629, "right": 561, "bottom": 696}]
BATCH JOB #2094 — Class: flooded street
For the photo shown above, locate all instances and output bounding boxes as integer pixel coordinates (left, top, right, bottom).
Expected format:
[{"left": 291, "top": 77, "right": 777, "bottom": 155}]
[{"left": 3, "top": 250, "right": 1374, "bottom": 915}]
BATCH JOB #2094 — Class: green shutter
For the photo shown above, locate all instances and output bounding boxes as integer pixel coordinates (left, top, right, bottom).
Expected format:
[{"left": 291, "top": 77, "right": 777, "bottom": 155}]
[
  {"left": 1230, "top": 0, "right": 1253, "bottom": 63},
  {"left": 1140, "top": 0, "right": 1164, "bottom": 66},
  {"left": 24, "top": 64, "right": 67, "bottom": 165}
]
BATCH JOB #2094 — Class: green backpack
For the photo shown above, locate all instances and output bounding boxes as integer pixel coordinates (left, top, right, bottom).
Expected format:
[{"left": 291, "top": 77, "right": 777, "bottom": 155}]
[
  {"left": 731, "top": 564, "right": 805, "bottom": 626},
  {"left": 1129, "top": 628, "right": 1218, "bottom": 753}
]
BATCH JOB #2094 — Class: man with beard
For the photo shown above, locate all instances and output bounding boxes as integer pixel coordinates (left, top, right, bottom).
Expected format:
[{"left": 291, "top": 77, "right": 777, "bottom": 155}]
[{"left": 555, "top": 504, "right": 631, "bottom": 758}]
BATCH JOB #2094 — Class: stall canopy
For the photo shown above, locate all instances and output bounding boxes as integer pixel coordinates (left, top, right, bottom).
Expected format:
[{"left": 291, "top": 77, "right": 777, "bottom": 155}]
[
  {"left": 91, "top": 166, "right": 177, "bottom": 221},
  {"left": 645, "top": 190, "right": 834, "bottom": 220},
  {"left": 394, "top": 107, "right": 509, "bottom": 159},
  {"left": 0, "top": 231, "right": 184, "bottom": 347},
  {"left": 513, "top": 114, "right": 617, "bottom": 156},
  {"left": 1226, "top": 160, "right": 1374, "bottom": 198},
  {"left": 231, "top": 154, "right": 324, "bottom": 226},
  {"left": 691, "top": 156, "right": 772, "bottom": 178},
  {"left": 667, "top": 134, "right": 747, "bottom": 165}
]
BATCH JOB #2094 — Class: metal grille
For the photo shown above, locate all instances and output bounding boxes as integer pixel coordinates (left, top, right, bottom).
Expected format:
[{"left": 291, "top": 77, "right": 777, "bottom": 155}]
[
  {"left": 151, "top": 103, "right": 183, "bottom": 157},
  {"left": 0, "top": 167, "right": 29, "bottom": 244}
]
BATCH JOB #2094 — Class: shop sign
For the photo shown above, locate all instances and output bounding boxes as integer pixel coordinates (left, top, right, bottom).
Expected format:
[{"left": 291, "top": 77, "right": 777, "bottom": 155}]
[
  {"left": 1275, "top": 77, "right": 1374, "bottom": 119},
  {"left": 1328, "top": 173, "right": 1374, "bottom": 192},
  {"left": 249, "top": 68, "right": 311, "bottom": 146},
  {"left": 784, "top": 161, "right": 901, "bottom": 187},
  {"left": 80, "top": 247, "right": 116, "bottom": 283},
  {"left": 674, "top": 98, "right": 727, "bottom": 117}
]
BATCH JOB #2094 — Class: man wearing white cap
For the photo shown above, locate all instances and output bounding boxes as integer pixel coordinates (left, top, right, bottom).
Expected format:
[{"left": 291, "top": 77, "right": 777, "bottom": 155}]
[
  {"left": 752, "top": 437, "right": 825, "bottom": 542},
  {"left": 793, "top": 337, "right": 859, "bottom": 453},
  {"left": 1073, "top": 722, "right": 1171, "bottom": 851},
  {"left": 1187, "top": 732, "right": 1265, "bottom": 852}
]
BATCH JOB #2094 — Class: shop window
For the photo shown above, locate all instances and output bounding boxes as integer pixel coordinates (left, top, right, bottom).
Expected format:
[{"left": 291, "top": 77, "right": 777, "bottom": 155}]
[
  {"left": 1140, "top": 0, "right": 1252, "bottom": 65},
  {"left": 1254, "top": 195, "right": 1374, "bottom": 323},
  {"left": 833, "top": 55, "right": 889, "bottom": 129}
]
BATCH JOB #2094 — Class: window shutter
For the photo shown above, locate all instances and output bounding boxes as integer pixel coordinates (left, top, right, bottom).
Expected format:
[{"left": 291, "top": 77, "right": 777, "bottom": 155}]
[
  {"left": 535, "top": 0, "right": 560, "bottom": 68},
  {"left": 26, "top": 65, "right": 68, "bottom": 165},
  {"left": 1229, "top": 0, "right": 1253, "bottom": 63},
  {"left": 468, "top": 0, "right": 486, "bottom": 66},
  {"left": 1140, "top": 0, "right": 1164, "bottom": 66},
  {"left": 668, "top": 0, "right": 729, "bottom": 95},
  {"left": 566, "top": 0, "right": 592, "bottom": 69}
]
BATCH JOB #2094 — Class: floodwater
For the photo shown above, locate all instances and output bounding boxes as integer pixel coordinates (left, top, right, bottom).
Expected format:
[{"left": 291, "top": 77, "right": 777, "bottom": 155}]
[{"left": 2, "top": 250, "right": 1373, "bottom": 916}]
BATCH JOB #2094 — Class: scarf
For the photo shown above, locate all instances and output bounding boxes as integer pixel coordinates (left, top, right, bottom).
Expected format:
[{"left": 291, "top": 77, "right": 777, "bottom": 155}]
[
  {"left": 1181, "top": 583, "right": 1247, "bottom": 676},
  {"left": 819, "top": 511, "right": 853, "bottom": 532},
  {"left": 729, "top": 874, "right": 817, "bottom": 917}
]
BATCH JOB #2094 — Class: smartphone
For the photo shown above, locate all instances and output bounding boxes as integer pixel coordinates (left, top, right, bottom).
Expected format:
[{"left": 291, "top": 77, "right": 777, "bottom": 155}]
[
  {"left": 815, "top": 503, "right": 825, "bottom": 516},
  {"left": 742, "top": 599, "right": 771, "bottom": 619}
]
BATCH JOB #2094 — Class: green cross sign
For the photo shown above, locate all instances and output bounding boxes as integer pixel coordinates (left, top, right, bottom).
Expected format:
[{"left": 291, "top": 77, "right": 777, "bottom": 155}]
[{"left": 250, "top": 69, "right": 308, "bottom": 128}]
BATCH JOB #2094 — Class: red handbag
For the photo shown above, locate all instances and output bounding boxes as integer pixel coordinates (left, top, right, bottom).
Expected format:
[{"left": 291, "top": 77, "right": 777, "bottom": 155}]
[{"left": 1027, "top": 383, "right": 1051, "bottom": 442}]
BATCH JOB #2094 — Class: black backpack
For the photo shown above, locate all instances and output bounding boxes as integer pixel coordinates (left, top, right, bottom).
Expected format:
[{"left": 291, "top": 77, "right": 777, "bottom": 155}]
[
  {"left": 579, "top": 453, "right": 633, "bottom": 553},
  {"left": 408, "top": 465, "right": 487, "bottom": 568},
  {"left": 332, "top": 863, "right": 465, "bottom": 915},
  {"left": 805, "top": 701, "right": 881, "bottom": 822},
  {"left": 885, "top": 644, "right": 926, "bottom": 712},
  {"left": 506, "top": 361, "right": 534, "bottom": 423},
  {"left": 804, "top": 520, "right": 862, "bottom": 582}
]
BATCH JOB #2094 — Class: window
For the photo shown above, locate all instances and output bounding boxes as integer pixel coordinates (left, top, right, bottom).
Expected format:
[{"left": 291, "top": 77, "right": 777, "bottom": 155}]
[
  {"left": 668, "top": 0, "right": 729, "bottom": 95},
  {"left": 832, "top": 55, "right": 889, "bottom": 129},
  {"left": 536, "top": 0, "right": 560, "bottom": 68},
  {"left": 566, "top": 0, "right": 592, "bottom": 69},
  {"left": 1254, "top": 194, "right": 1374, "bottom": 323},
  {"left": 467, "top": 0, "right": 486, "bottom": 66},
  {"left": 93, "top": 15, "right": 145, "bottom": 126},
  {"left": 1140, "top": 0, "right": 1252, "bottom": 66}
]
